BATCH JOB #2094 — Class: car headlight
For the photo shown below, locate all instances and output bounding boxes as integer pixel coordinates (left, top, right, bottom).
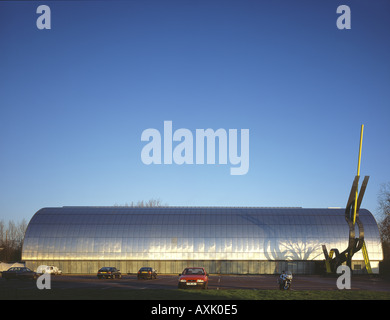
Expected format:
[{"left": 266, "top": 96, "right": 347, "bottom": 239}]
[
  {"left": 197, "top": 279, "right": 204, "bottom": 282},
  {"left": 180, "top": 279, "right": 186, "bottom": 282}
]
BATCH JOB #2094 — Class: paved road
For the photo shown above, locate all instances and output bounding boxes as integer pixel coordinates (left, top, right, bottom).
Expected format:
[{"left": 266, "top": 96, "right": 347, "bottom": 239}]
[{"left": 1, "top": 274, "right": 389, "bottom": 292}]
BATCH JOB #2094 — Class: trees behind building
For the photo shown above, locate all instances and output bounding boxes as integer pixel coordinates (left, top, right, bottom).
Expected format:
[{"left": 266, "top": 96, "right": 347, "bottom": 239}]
[
  {"left": 0, "top": 219, "right": 27, "bottom": 262},
  {"left": 378, "top": 182, "right": 390, "bottom": 276},
  {"left": 114, "top": 198, "right": 168, "bottom": 207}
]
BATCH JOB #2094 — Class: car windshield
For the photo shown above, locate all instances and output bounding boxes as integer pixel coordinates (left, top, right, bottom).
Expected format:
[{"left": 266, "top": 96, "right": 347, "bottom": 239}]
[
  {"left": 140, "top": 268, "right": 151, "bottom": 271},
  {"left": 99, "top": 267, "right": 112, "bottom": 271},
  {"left": 12, "top": 267, "right": 22, "bottom": 271},
  {"left": 183, "top": 268, "right": 204, "bottom": 275}
]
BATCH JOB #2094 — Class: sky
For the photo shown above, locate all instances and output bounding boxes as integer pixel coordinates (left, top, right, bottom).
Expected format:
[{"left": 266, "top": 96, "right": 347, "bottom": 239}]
[{"left": 0, "top": 0, "right": 389, "bottom": 223}]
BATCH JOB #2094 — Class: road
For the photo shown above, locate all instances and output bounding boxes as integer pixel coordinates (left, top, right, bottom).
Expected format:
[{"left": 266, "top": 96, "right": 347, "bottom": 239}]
[{"left": 1, "top": 274, "right": 389, "bottom": 292}]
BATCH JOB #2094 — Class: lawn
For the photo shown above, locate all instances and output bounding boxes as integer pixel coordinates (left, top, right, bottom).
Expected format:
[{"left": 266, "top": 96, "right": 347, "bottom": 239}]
[{"left": 3, "top": 288, "right": 390, "bottom": 300}]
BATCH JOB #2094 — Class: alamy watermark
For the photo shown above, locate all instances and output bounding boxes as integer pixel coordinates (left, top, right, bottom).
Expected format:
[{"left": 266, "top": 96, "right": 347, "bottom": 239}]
[
  {"left": 141, "top": 121, "right": 249, "bottom": 175},
  {"left": 336, "top": 265, "right": 351, "bottom": 290},
  {"left": 34, "top": 4, "right": 352, "bottom": 31},
  {"left": 36, "top": 272, "right": 51, "bottom": 290},
  {"left": 33, "top": 264, "right": 352, "bottom": 290},
  {"left": 36, "top": 5, "right": 51, "bottom": 30},
  {"left": 35, "top": 265, "right": 51, "bottom": 290}
]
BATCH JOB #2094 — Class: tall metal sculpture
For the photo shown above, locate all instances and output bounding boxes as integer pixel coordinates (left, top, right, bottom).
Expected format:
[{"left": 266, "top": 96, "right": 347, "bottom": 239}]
[{"left": 323, "top": 125, "right": 372, "bottom": 274}]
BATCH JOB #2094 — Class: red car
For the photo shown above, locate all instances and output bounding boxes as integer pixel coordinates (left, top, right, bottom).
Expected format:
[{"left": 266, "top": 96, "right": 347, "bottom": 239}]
[{"left": 178, "top": 267, "right": 209, "bottom": 289}]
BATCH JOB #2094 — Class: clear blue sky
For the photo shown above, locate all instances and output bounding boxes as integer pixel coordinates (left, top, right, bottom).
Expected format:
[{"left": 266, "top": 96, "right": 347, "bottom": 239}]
[{"left": 1, "top": 0, "right": 389, "bottom": 223}]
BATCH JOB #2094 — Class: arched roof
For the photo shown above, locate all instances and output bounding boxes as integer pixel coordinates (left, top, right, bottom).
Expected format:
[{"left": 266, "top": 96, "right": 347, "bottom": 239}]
[{"left": 22, "top": 207, "right": 383, "bottom": 261}]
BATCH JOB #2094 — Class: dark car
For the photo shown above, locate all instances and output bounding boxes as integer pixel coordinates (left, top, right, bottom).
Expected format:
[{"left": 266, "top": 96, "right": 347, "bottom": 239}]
[
  {"left": 178, "top": 267, "right": 209, "bottom": 289},
  {"left": 137, "top": 267, "right": 157, "bottom": 279},
  {"left": 1, "top": 267, "right": 38, "bottom": 280},
  {"left": 97, "top": 267, "right": 122, "bottom": 279}
]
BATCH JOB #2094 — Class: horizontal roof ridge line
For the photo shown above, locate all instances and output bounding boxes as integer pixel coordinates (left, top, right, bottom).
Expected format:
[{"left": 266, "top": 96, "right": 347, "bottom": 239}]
[{"left": 61, "top": 206, "right": 304, "bottom": 209}]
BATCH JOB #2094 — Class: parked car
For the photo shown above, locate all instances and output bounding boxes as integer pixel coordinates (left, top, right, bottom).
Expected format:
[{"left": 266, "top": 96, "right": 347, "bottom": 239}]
[
  {"left": 137, "top": 267, "right": 157, "bottom": 279},
  {"left": 36, "top": 265, "right": 62, "bottom": 275},
  {"left": 2, "top": 267, "right": 38, "bottom": 280},
  {"left": 97, "top": 267, "right": 122, "bottom": 279},
  {"left": 178, "top": 267, "right": 209, "bottom": 289}
]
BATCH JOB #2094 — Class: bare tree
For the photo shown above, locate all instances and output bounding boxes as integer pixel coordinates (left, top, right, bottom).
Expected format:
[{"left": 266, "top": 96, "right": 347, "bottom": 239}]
[
  {"left": 0, "top": 219, "right": 28, "bottom": 262},
  {"left": 378, "top": 183, "right": 390, "bottom": 261},
  {"left": 378, "top": 182, "right": 390, "bottom": 219},
  {"left": 114, "top": 198, "right": 168, "bottom": 207}
]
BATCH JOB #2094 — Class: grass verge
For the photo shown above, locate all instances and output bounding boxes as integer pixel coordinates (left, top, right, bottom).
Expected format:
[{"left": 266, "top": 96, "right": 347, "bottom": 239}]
[{"left": 2, "top": 288, "right": 390, "bottom": 300}]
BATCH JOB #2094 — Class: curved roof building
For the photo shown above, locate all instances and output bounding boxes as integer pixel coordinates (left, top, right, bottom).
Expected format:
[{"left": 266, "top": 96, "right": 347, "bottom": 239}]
[{"left": 22, "top": 207, "right": 383, "bottom": 274}]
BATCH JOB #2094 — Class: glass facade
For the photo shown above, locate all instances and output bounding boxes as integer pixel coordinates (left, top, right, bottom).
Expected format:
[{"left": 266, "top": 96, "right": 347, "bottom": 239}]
[{"left": 22, "top": 207, "right": 383, "bottom": 274}]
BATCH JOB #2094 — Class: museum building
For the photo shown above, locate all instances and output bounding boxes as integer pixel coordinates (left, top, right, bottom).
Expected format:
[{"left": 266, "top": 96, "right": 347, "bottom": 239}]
[{"left": 21, "top": 206, "right": 383, "bottom": 274}]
